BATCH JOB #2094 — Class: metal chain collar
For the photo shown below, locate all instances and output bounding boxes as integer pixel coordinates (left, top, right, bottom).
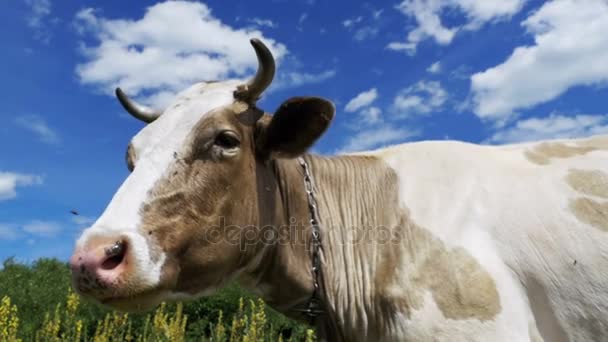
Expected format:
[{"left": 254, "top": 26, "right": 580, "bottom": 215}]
[{"left": 291, "top": 156, "right": 325, "bottom": 324}]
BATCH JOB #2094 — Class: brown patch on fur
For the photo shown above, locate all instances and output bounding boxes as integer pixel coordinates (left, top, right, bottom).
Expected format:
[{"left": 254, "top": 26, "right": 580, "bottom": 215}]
[
  {"left": 376, "top": 209, "right": 501, "bottom": 321},
  {"left": 416, "top": 245, "right": 501, "bottom": 320},
  {"left": 577, "top": 135, "right": 608, "bottom": 150},
  {"left": 570, "top": 198, "right": 608, "bottom": 232},
  {"left": 525, "top": 142, "right": 597, "bottom": 165},
  {"left": 126, "top": 143, "right": 136, "bottom": 172},
  {"left": 566, "top": 169, "right": 608, "bottom": 199}
]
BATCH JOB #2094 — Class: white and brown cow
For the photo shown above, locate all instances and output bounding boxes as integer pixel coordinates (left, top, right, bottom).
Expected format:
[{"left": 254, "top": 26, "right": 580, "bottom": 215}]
[{"left": 71, "top": 39, "right": 608, "bottom": 341}]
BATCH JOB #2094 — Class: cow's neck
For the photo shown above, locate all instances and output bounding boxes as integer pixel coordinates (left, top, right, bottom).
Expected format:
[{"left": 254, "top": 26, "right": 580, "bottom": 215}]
[
  {"left": 239, "top": 154, "right": 403, "bottom": 340},
  {"left": 237, "top": 155, "right": 317, "bottom": 313}
]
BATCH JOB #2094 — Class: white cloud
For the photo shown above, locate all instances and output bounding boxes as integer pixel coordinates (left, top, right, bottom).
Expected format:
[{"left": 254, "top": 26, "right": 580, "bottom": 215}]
[
  {"left": 471, "top": 0, "right": 608, "bottom": 121},
  {"left": 388, "top": 0, "right": 526, "bottom": 55},
  {"left": 354, "top": 26, "right": 380, "bottom": 41},
  {"left": 22, "top": 220, "right": 61, "bottom": 237},
  {"left": 0, "top": 172, "right": 43, "bottom": 201},
  {"left": 248, "top": 17, "right": 276, "bottom": 28},
  {"left": 373, "top": 9, "right": 384, "bottom": 20},
  {"left": 345, "top": 88, "right": 379, "bottom": 112},
  {"left": 392, "top": 81, "right": 447, "bottom": 115},
  {"left": 71, "top": 216, "right": 96, "bottom": 226},
  {"left": 342, "top": 16, "right": 363, "bottom": 28},
  {"left": 74, "top": 1, "right": 287, "bottom": 108},
  {"left": 488, "top": 113, "right": 608, "bottom": 144},
  {"left": 339, "top": 125, "right": 419, "bottom": 153},
  {"left": 0, "top": 224, "right": 20, "bottom": 241},
  {"left": 73, "top": 7, "right": 98, "bottom": 34},
  {"left": 386, "top": 42, "right": 417, "bottom": 54},
  {"left": 25, "top": 0, "right": 50, "bottom": 28},
  {"left": 427, "top": 61, "right": 442, "bottom": 74},
  {"left": 450, "top": 64, "right": 471, "bottom": 80},
  {"left": 274, "top": 69, "right": 336, "bottom": 90},
  {"left": 360, "top": 106, "right": 382, "bottom": 124},
  {"left": 25, "top": 0, "right": 52, "bottom": 43},
  {"left": 14, "top": 115, "right": 60, "bottom": 144},
  {"left": 343, "top": 10, "right": 382, "bottom": 42},
  {"left": 297, "top": 13, "right": 308, "bottom": 31}
]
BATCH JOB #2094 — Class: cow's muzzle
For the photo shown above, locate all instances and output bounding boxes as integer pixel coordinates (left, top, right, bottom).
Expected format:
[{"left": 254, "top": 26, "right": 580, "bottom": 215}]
[{"left": 70, "top": 238, "right": 130, "bottom": 297}]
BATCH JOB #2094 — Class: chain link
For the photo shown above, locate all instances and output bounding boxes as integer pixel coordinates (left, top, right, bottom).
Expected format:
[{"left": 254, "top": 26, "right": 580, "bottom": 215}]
[{"left": 291, "top": 156, "right": 325, "bottom": 324}]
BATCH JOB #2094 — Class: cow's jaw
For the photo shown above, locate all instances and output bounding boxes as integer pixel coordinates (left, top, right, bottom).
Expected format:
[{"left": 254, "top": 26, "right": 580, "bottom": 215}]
[{"left": 71, "top": 81, "right": 241, "bottom": 311}]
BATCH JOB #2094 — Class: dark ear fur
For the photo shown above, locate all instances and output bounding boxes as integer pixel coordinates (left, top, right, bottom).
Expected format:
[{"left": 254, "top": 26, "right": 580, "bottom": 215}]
[{"left": 256, "top": 97, "right": 335, "bottom": 159}]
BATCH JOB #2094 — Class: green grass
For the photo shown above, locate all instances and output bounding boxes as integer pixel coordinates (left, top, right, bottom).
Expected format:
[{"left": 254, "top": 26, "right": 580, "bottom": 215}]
[{"left": 0, "top": 258, "right": 313, "bottom": 341}]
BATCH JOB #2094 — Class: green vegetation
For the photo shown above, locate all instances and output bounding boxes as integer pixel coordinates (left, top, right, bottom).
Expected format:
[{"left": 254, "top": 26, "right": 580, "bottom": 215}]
[{"left": 0, "top": 258, "right": 313, "bottom": 341}]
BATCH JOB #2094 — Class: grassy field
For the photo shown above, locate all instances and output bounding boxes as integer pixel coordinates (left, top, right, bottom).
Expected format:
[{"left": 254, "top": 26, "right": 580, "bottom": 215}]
[{"left": 0, "top": 258, "right": 313, "bottom": 341}]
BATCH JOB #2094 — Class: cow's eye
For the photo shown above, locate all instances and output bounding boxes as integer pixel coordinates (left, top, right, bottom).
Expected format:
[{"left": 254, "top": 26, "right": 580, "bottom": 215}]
[{"left": 214, "top": 131, "right": 240, "bottom": 149}]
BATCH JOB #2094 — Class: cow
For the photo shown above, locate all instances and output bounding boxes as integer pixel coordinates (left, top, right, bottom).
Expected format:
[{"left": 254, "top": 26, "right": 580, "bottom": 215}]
[{"left": 70, "top": 38, "right": 608, "bottom": 341}]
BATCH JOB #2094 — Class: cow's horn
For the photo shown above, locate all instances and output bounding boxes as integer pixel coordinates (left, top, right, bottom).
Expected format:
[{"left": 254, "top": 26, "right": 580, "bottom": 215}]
[
  {"left": 115, "top": 88, "right": 162, "bottom": 123},
  {"left": 234, "top": 38, "right": 276, "bottom": 104}
]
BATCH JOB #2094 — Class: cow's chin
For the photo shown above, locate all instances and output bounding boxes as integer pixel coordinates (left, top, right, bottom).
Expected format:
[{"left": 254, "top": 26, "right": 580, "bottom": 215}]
[{"left": 97, "top": 288, "right": 169, "bottom": 313}]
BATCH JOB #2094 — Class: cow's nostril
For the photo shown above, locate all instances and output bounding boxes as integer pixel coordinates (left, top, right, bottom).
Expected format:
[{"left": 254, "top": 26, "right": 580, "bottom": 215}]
[
  {"left": 101, "top": 240, "right": 127, "bottom": 271},
  {"left": 101, "top": 254, "right": 124, "bottom": 270}
]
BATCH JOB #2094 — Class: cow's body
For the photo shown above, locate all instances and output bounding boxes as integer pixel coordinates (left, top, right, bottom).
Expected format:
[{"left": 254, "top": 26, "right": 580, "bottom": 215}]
[
  {"left": 70, "top": 40, "right": 608, "bottom": 341},
  {"left": 239, "top": 136, "right": 608, "bottom": 341},
  {"left": 310, "top": 136, "right": 608, "bottom": 340}
]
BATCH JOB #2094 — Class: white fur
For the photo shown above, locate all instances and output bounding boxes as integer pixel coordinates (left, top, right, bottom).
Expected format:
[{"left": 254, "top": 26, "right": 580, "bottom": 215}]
[{"left": 371, "top": 136, "right": 608, "bottom": 341}]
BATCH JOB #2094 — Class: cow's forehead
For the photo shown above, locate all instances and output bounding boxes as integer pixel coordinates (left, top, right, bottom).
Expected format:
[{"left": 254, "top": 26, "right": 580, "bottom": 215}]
[
  {"left": 131, "top": 80, "right": 242, "bottom": 153},
  {"left": 84, "top": 80, "right": 242, "bottom": 238}
]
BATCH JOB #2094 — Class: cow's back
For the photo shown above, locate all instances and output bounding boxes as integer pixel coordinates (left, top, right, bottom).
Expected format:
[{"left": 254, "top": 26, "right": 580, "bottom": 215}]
[{"left": 369, "top": 135, "right": 608, "bottom": 341}]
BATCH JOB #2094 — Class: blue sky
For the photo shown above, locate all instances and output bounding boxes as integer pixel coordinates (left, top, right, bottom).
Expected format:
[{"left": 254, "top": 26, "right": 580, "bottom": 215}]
[{"left": 1, "top": 0, "right": 608, "bottom": 263}]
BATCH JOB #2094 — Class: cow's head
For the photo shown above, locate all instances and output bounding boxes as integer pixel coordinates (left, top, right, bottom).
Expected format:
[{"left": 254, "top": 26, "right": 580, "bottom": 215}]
[{"left": 70, "top": 39, "right": 334, "bottom": 312}]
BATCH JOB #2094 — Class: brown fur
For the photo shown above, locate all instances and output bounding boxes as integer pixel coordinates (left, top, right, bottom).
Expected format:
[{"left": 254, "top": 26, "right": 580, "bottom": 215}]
[
  {"left": 566, "top": 169, "right": 608, "bottom": 199},
  {"left": 566, "top": 168, "right": 608, "bottom": 233},
  {"left": 372, "top": 193, "right": 500, "bottom": 323},
  {"left": 139, "top": 108, "right": 263, "bottom": 295},
  {"left": 570, "top": 198, "right": 608, "bottom": 232},
  {"left": 577, "top": 135, "right": 608, "bottom": 150},
  {"left": 126, "top": 98, "right": 333, "bottom": 311},
  {"left": 525, "top": 142, "right": 597, "bottom": 165},
  {"left": 126, "top": 143, "right": 136, "bottom": 172}
]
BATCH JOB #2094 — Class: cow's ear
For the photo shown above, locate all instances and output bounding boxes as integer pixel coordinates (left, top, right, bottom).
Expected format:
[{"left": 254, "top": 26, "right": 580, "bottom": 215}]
[{"left": 256, "top": 97, "right": 335, "bottom": 159}]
